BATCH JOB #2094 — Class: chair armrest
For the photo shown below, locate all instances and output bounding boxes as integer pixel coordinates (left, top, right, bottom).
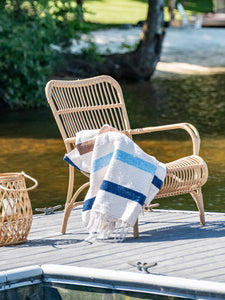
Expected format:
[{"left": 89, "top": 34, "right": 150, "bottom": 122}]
[
  {"left": 64, "top": 137, "right": 76, "bottom": 153},
  {"left": 63, "top": 123, "right": 200, "bottom": 155},
  {"left": 126, "top": 123, "right": 200, "bottom": 155},
  {"left": 64, "top": 137, "right": 76, "bottom": 145}
]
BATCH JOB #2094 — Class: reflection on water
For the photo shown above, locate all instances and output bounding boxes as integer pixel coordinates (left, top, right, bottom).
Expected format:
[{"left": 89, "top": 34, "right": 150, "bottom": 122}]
[
  {"left": 45, "top": 284, "right": 185, "bottom": 300},
  {"left": 123, "top": 74, "right": 225, "bottom": 136},
  {"left": 0, "top": 136, "right": 224, "bottom": 213},
  {"left": 0, "top": 74, "right": 224, "bottom": 213}
]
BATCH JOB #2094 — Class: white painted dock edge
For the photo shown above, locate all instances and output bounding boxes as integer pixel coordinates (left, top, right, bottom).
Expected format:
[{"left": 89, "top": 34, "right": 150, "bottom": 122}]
[{"left": 1, "top": 264, "right": 225, "bottom": 299}]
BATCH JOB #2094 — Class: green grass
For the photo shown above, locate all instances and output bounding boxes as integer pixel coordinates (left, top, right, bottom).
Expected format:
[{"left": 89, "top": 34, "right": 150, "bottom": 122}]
[
  {"left": 84, "top": 0, "right": 148, "bottom": 25},
  {"left": 83, "top": 0, "right": 213, "bottom": 25}
]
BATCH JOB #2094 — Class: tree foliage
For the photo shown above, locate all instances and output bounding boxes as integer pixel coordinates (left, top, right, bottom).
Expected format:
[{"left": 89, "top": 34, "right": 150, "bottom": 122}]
[
  {"left": 0, "top": 0, "right": 166, "bottom": 108},
  {"left": 0, "top": 1, "right": 86, "bottom": 108}
]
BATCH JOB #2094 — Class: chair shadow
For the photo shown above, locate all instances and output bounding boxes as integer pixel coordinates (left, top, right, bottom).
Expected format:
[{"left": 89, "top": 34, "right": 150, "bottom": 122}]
[
  {"left": 7, "top": 218, "right": 224, "bottom": 246},
  {"left": 10, "top": 236, "right": 84, "bottom": 249},
  {"left": 126, "top": 219, "right": 225, "bottom": 243}
]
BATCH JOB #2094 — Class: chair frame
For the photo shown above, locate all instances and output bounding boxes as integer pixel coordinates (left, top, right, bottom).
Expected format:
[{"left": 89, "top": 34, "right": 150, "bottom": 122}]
[{"left": 45, "top": 75, "right": 208, "bottom": 238}]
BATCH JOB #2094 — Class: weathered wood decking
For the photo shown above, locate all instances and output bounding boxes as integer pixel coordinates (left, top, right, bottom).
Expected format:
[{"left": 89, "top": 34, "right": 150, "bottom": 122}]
[{"left": 1, "top": 208, "right": 225, "bottom": 283}]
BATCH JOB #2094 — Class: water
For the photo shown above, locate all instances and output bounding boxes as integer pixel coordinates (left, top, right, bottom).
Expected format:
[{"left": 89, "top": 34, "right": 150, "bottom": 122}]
[
  {"left": 44, "top": 284, "right": 186, "bottom": 300},
  {"left": 0, "top": 74, "right": 224, "bottom": 213}
]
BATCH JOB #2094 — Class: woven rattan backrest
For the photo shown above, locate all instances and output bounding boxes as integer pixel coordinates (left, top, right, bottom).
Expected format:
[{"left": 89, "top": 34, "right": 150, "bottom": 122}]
[{"left": 45, "top": 75, "right": 131, "bottom": 142}]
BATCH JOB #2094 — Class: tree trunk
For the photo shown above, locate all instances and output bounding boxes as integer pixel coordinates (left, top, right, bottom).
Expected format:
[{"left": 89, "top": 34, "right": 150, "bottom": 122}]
[
  {"left": 168, "top": 0, "right": 176, "bottom": 20},
  {"left": 76, "top": 0, "right": 84, "bottom": 21},
  {"left": 101, "top": 0, "right": 165, "bottom": 81},
  {"left": 130, "top": 0, "right": 165, "bottom": 80}
]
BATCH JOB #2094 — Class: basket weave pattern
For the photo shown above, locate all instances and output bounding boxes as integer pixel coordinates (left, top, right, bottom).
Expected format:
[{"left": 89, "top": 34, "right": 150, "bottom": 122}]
[{"left": 0, "top": 173, "right": 33, "bottom": 246}]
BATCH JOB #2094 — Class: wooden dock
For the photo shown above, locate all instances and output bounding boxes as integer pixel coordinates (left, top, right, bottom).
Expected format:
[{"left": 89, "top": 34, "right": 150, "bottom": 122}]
[
  {"left": 202, "top": 13, "right": 225, "bottom": 27},
  {"left": 1, "top": 208, "right": 225, "bottom": 283}
]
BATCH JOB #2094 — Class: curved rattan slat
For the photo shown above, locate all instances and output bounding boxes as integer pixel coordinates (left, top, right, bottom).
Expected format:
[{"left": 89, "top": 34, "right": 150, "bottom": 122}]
[
  {"left": 46, "top": 76, "right": 130, "bottom": 140},
  {"left": 156, "top": 155, "right": 208, "bottom": 198}
]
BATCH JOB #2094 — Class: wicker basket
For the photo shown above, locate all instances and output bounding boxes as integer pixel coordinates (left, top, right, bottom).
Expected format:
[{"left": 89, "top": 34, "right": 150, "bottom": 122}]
[{"left": 0, "top": 172, "right": 38, "bottom": 246}]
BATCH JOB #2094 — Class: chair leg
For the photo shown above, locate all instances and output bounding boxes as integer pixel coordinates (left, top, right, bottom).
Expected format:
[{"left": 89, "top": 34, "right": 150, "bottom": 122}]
[
  {"left": 61, "top": 165, "right": 74, "bottom": 234},
  {"left": 133, "top": 219, "right": 139, "bottom": 238},
  {"left": 61, "top": 178, "right": 90, "bottom": 234},
  {"left": 190, "top": 188, "right": 205, "bottom": 225},
  {"left": 61, "top": 203, "right": 74, "bottom": 234}
]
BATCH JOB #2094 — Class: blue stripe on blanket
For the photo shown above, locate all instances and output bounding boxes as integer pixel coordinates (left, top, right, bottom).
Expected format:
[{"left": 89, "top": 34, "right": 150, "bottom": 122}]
[
  {"left": 152, "top": 175, "right": 163, "bottom": 190},
  {"left": 63, "top": 156, "right": 81, "bottom": 171},
  {"left": 92, "top": 152, "right": 113, "bottom": 172},
  {"left": 83, "top": 197, "right": 96, "bottom": 211},
  {"left": 100, "top": 180, "right": 146, "bottom": 206},
  {"left": 115, "top": 149, "right": 157, "bottom": 174}
]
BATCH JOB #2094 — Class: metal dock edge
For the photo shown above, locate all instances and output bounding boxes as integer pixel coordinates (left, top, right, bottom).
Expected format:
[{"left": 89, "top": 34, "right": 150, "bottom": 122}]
[{"left": 1, "top": 264, "right": 225, "bottom": 299}]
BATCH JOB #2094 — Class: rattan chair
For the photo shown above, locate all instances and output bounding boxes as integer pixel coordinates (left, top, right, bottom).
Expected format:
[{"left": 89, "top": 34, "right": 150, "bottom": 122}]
[{"left": 45, "top": 75, "right": 208, "bottom": 238}]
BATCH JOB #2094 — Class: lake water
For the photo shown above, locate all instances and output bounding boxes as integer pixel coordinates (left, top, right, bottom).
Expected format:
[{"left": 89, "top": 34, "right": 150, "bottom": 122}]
[{"left": 0, "top": 74, "right": 224, "bottom": 213}]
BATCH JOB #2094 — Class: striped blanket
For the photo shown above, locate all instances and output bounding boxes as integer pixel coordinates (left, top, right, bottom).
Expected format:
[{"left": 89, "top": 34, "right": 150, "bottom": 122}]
[{"left": 64, "top": 125, "right": 166, "bottom": 241}]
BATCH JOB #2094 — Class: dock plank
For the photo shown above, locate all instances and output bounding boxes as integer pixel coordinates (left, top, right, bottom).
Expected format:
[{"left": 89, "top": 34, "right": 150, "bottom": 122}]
[{"left": 0, "top": 209, "right": 225, "bottom": 283}]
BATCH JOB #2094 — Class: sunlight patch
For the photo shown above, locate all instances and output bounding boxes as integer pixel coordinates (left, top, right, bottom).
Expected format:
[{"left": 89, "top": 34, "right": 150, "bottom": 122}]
[{"left": 156, "top": 62, "right": 225, "bottom": 75}]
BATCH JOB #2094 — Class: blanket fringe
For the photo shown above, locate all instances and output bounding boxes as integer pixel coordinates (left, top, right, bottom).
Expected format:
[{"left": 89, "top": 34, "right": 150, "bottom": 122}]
[{"left": 85, "top": 211, "right": 129, "bottom": 242}]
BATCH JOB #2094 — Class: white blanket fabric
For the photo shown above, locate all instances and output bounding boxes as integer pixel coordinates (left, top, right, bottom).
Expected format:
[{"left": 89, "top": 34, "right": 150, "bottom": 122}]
[{"left": 64, "top": 125, "right": 166, "bottom": 241}]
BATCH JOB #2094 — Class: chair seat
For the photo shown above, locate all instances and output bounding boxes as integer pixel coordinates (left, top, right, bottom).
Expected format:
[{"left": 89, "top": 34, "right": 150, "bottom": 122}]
[{"left": 156, "top": 155, "right": 208, "bottom": 198}]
